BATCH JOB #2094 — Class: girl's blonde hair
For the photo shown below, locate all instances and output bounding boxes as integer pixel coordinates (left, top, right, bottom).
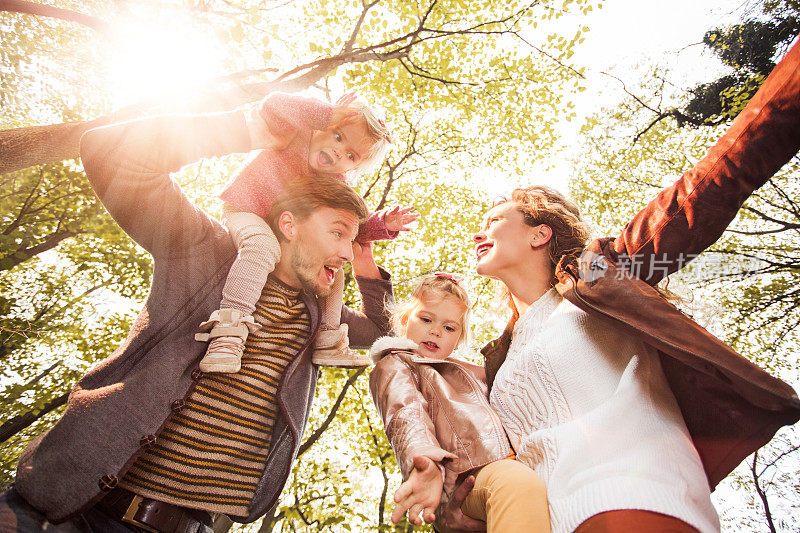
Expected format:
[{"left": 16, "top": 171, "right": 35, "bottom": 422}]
[
  {"left": 389, "top": 274, "right": 471, "bottom": 346},
  {"left": 341, "top": 99, "right": 392, "bottom": 175}
]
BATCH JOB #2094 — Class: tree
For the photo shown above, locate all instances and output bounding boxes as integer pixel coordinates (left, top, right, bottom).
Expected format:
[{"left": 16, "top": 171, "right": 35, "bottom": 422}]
[
  {"left": 1, "top": 0, "right": 591, "bottom": 174},
  {"left": 682, "top": 0, "right": 799, "bottom": 125}
]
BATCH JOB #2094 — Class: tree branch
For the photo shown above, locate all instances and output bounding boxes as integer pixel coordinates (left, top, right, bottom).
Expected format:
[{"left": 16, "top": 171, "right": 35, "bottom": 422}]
[
  {"left": 0, "top": 230, "right": 77, "bottom": 271},
  {"left": 342, "top": 0, "right": 380, "bottom": 53},
  {"left": 4, "top": 362, "right": 60, "bottom": 404},
  {"left": 0, "top": 391, "right": 70, "bottom": 443},
  {"left": 751, "top": 450, "right": 777, "bottom": 533},
  {"left": 296, "top": 368, "right": 366, "bottom": 457},
  {"left": 0, "top": 0, "right": 111, "bottom": 34}
]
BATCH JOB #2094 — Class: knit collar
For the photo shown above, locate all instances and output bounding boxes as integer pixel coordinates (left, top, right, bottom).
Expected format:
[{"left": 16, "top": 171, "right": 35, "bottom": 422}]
[
  {"left": 266, "top": 274, "right": 303, "bottom": 298},
  {"left": 513, "top": 288, "right": 562, "bottom": 337}
]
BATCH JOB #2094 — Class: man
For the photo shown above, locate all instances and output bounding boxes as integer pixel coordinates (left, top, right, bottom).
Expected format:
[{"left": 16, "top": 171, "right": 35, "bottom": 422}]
[{"left": 0, "top": 104, "right": 393, "bottom": 532}]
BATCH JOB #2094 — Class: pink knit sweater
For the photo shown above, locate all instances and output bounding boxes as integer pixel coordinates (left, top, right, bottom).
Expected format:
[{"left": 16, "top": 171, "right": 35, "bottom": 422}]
[{"left": 219, "top": 92, "right": 395, "bottom": 243}]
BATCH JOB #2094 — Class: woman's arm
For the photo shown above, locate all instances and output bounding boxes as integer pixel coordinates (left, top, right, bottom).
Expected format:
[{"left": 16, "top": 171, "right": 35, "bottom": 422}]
[{"left": 613, "top": 36, "right": 800, "bottom": 286}]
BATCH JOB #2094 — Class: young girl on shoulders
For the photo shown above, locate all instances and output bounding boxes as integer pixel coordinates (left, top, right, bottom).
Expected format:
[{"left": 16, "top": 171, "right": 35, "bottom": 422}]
[
  {"left": 369, "top": 274, "right": 550, "bottom": 531},
  {"left": 196, "top": 92, "right": 417, "bottom": 372}
]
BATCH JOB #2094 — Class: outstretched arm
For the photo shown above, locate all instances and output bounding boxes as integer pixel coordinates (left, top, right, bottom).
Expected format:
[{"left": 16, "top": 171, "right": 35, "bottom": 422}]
[
  {"left": 614, "top": 35, "right": 800, "bottom": 285},
  {"left": 259, "top": 92, "right": 334, "bottom": 137},
  {"left": 369, "top": 354, "right": 458, "bottom": 477},
  {"left": 356, "top": 206, "right": 419, "bottom": 243},
  {"left": 392, "top": 455, "right": 444, "bottom": 526},
  {"left": 80, "top": 110, "right": 251, "bottom": 256}
]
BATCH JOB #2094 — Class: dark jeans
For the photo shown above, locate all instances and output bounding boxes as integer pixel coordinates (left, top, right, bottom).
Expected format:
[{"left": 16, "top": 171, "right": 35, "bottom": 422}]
[{"left": 0, "top": 487, "right": 212, "bottom": 533}]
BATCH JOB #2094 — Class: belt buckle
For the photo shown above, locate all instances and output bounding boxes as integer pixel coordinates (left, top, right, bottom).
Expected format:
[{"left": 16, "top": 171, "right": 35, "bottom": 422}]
[{"left": 122, "top": 494, "right": 161, "bottom": 533}]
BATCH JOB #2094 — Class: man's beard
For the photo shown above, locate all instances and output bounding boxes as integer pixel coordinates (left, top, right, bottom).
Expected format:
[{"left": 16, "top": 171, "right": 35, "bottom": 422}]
[{"left": 290, "top": 234, "right": 335, "bottom": 297}]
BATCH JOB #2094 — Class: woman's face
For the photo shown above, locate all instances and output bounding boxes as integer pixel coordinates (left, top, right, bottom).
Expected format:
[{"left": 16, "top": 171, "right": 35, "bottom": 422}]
[{"left": 472, "top": 201, "right": 538, "bottom": 280}]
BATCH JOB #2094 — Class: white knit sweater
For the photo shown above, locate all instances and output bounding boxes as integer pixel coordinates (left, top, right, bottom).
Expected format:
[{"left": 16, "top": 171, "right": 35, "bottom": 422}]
[{"left": 489, "top": 290, "right": 720, "bottom": 533}]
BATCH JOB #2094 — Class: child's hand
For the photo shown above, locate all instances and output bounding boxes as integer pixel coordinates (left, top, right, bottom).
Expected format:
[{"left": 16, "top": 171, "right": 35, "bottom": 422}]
[
  {"left": 384, "top": 206, "right": 419, "bottom": 233},
  {"left": 246, "top": 105, "right": 295, "bottom": 151},
  {"left": 331, "top": 92, "right": 359, "bottom": 128},
  {"left": 392, "top": 455, "right": 444, "bottom": 526}
]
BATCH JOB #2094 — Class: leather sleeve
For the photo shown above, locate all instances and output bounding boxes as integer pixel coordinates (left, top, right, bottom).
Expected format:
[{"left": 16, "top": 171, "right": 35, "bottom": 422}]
[
  {"left": 369, "top": 354, "right": 458, "bottom": 478},
  {"left": 614, "top": 36, "right": 800, "bottom": 285}
]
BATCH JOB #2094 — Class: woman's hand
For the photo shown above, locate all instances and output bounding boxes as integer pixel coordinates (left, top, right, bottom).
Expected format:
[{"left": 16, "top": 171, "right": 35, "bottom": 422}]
[
  {"left": 392, "top": 456, "right": 443, "bottom": 526},
  {"left": 433, "top": 475, "right": 487, "bottom": 533}
]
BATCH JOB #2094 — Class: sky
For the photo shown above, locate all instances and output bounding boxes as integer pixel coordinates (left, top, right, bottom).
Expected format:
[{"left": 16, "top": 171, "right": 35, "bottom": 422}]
[{"left": 507, "top": 0, "right": 747, "bottom": 195}]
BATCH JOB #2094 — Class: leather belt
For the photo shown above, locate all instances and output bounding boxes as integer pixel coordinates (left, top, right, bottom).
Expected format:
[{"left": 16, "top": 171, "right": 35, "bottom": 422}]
[{"left": 98, "top": 487, "right": 213, "bottom": 533}]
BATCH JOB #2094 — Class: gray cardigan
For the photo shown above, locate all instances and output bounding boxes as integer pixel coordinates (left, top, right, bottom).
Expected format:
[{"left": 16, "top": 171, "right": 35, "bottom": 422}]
[{"left": 14, "top": 110, "right": 394, "bottom": 523}]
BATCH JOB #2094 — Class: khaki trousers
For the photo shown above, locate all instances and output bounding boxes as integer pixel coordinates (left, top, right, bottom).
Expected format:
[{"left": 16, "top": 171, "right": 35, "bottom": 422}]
[{"left": 461, "top": 459, "right": 550, "bottom": 533}]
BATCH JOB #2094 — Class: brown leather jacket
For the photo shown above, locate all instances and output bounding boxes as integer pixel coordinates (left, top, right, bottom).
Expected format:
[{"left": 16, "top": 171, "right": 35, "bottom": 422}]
[
  {"left": 369, "top": 337, "right": 512, "bottom": 500},
  {"left": 483, "top": 36, "right": 800, "bottom": 491}
]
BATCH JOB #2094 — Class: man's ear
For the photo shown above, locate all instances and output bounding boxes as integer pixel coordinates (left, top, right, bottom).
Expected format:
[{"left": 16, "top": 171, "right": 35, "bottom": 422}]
[
  {"left": 530, "top": 224, "right": 553, "bottom": 248},
  {"left": 277, "top": 211, "right": 297, "bottom": 241}
]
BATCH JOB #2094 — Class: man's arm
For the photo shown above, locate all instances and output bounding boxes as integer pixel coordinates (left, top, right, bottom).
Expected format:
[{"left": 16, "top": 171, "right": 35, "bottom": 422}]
[
  {"left": 613, "top": 35, "right": 800, "bottom": 285},
  {"left": 80, "top": 111, "right": 251, "bottom": 256},
  {"left": 341, "top": 242, "right": 394, "bottom": 348}
]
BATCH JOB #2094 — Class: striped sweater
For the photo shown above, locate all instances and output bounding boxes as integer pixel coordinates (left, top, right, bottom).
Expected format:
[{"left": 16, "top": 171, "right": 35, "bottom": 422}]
[{"left": 120, "top": 277, "right": 310, "bottom": 517}]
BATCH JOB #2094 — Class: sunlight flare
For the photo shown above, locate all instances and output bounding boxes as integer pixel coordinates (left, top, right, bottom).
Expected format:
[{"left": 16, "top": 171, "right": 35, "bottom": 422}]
[{"left": 108, "top": 20, "right": 225, "bottom": 104}]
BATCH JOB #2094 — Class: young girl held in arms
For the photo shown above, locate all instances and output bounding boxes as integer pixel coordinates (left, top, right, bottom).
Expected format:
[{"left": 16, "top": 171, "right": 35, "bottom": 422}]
[
  {"left": 196, "top": 92, "right": 417, "bottom": 372},
  {"left": 369, "top": 274, "right": 550, "bottom": 531}
]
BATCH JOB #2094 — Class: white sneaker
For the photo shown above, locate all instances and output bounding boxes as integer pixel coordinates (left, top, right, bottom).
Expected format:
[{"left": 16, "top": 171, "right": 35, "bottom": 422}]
[
  {"left": 196, "top": 309, "right": 260, "bottom": 373},
  {"left": 311, "top": 324, "right": 372, "bottom": 368}
]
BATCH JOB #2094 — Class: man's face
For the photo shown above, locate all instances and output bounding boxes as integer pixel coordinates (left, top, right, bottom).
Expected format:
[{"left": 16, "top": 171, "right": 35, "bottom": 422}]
[
  {"left": 285, "top": 207, "right": 360, "bottom": 296},
  {"left": 308, "top": 119, "right": 374, "bottom": 176}
]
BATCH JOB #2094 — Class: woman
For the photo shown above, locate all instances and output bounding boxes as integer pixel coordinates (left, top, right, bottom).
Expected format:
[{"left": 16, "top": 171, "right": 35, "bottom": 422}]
[{"left": 439, "top": 37, "right": 800, "bottom": 533}]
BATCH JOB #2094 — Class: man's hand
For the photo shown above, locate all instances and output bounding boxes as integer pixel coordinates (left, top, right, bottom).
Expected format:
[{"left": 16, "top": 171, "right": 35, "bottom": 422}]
[
  {"left": 434, "top": 475, "right": 486, "bottom": 533},
  {"left": 392, "top": 456, "right": 443, "bottom": 526},
  {"left": 351, "top": 241, "right": 380, "bottom": 279},
  {"left": 246, "top": 104, "right": 296, "bottom": 151},
  {"left": 384, "top": 206, "right": 419, "bottom": 233}
]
